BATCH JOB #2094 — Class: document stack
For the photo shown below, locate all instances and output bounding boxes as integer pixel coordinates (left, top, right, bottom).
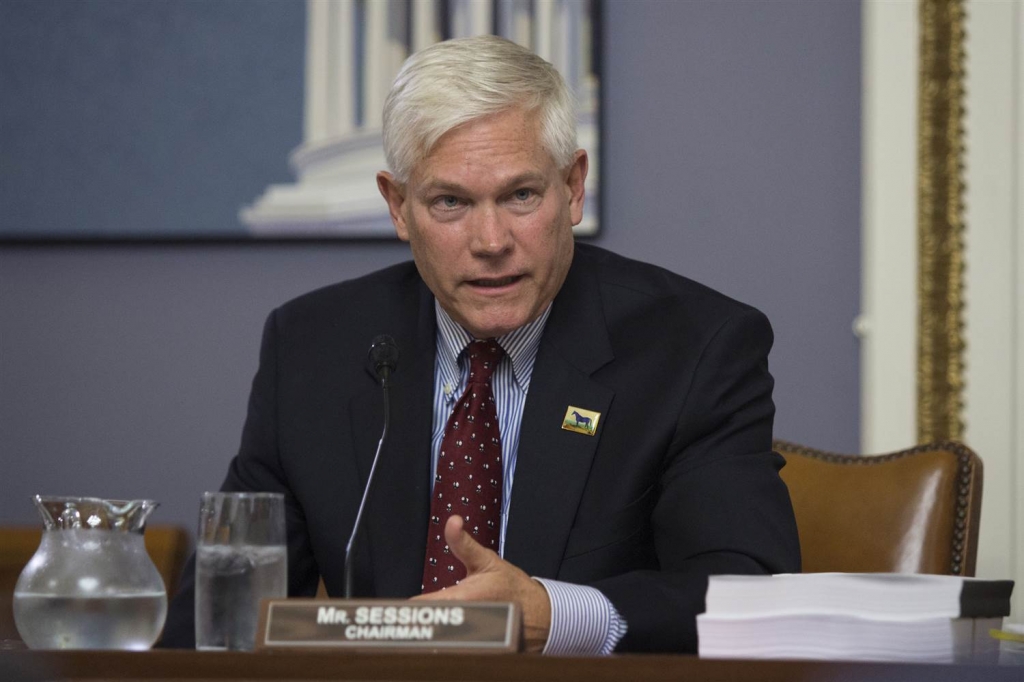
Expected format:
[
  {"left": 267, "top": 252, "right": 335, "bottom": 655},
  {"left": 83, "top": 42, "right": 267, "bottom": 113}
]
[{"left": 697, "top": 573, "right": 1014, "bottom": 663}]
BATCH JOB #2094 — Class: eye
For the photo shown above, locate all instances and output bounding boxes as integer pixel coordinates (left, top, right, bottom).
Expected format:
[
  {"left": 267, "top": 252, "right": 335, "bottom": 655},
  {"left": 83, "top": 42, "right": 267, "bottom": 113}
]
[
  {"left": 512, "top": 189, "right": 534, "bottom": 202},
  {"left": 433, "top": 195, "right": 464, "bottom": 211}
]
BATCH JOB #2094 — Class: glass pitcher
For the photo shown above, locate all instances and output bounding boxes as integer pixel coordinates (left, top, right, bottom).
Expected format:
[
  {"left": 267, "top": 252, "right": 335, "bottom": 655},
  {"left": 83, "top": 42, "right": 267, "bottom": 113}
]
[{"left": 12, "top": 496, "right": 168, "bottom": 650}]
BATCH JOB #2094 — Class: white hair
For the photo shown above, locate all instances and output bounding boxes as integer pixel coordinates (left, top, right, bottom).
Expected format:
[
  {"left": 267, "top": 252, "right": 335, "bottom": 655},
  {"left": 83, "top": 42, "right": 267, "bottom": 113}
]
[{"left": 382, "top": 35, "right": 578, "bottom": 183}]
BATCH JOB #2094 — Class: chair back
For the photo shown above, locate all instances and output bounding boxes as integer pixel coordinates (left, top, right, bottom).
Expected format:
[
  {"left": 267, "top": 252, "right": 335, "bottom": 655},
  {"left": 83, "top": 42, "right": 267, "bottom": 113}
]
[
  {"left": 0, "top": 524, "right": 191, "bottom": 642},
  {"left": 774, "top": 440, "right": 982, "bottom": 576}
]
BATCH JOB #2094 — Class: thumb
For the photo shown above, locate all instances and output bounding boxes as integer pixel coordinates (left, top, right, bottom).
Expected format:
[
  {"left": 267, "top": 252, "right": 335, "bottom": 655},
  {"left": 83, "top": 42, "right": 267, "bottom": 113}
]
[{"left": 445, "top": 515, "right": 497, "bottom": 575}]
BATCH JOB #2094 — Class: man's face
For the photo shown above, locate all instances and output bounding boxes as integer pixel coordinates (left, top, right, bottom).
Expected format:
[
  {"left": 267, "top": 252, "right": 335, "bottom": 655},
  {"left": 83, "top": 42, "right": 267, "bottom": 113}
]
[{"left": 378, "top": 108, "right": 587, "bottom": 339}]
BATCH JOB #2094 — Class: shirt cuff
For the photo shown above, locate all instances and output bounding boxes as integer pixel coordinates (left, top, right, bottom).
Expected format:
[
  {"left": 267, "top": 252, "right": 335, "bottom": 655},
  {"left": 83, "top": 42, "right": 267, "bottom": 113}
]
[{"left": 533, "top": 577, "right": 628, "bottom": 655}]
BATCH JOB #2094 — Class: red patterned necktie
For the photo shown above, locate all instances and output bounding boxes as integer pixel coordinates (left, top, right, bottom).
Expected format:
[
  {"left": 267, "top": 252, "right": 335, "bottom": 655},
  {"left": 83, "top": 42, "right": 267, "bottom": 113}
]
[{"left": 421, "top": 339, "right": 504, "bottom": 593}]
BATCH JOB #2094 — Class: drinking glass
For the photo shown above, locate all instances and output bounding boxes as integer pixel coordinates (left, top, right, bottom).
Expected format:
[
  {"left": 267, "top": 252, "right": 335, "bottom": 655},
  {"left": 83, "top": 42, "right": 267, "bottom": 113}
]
[{"left": 194, "top": 492, "right": 287, "bottom": 651}]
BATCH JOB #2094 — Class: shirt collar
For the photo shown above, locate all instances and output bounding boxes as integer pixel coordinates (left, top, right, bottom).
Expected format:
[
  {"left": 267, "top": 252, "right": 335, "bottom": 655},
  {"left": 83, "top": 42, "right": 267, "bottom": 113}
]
[{"left": 434, "top": 300, "right": 551, "bottom": 394}]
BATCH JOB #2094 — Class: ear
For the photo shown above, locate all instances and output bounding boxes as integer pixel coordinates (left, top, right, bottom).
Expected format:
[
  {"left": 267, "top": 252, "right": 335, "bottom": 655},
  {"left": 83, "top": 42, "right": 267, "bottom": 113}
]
[
  {"left": 565, "top": 150, "right": 588, "bottom": 227},
  {"left": 377, "top": 171, "right": 411, "bottom": 241}
]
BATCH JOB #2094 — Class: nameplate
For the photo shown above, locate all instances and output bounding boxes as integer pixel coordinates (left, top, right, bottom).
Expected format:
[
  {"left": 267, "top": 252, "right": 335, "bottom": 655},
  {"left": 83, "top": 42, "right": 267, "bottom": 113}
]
[{"left": 256, "top": 599, "right": 521, "bottom": 653}]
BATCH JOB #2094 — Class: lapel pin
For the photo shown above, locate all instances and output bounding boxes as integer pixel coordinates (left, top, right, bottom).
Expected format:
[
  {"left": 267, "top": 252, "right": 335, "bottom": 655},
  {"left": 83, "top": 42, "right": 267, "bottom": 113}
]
[{"left": 561, "top": 406, "right": 600, "bottom": 436}]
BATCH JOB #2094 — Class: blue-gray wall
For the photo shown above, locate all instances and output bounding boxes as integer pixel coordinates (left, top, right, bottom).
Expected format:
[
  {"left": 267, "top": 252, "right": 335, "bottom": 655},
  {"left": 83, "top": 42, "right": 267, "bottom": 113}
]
[{"left": 0, "top": 0, "right": 861, "bottom": 532}]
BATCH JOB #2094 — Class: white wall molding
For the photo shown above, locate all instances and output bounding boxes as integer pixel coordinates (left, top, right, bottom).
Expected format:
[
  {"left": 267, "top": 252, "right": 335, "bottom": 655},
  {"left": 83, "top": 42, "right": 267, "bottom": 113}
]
[
  {"left": 860, "top": 0, "right": 919, "bottom": 454},
  {"left": 1015, "top": 0, "right": 1024, "bottom": 630},
  {"left": 963, "top": 0, "right": 1023, "bottom": 622}
]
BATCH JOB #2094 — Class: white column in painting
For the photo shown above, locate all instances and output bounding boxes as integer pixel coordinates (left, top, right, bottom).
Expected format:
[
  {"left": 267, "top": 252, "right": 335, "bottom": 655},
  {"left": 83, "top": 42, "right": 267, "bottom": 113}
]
[
  {"left": 560, "top": 0, "right": 584, "bottom": 92},
  {"left": 578, "top": 0, "right": 593, "bottom": 84},
  {"left": 385, "top": 0, "right": 410, "bottom": 84},
  {"left": 547, "top": 0, "right": 571, "bottom": 87},
  {"left": 497, "top": 0, "right": 532, "bottom": 49},
  {"left": 362, "top": 0, "right": 388, "bottom": 129},
  {"left": 533, "top": 0, "right": 555, "bottom": 62},
  {"left": 364, "top": 0, "right": 408, "bottom": 129},
  {"left": 364, "top": 0, "right": 403, "bottom": 129},
  {"left": 304, "top": 0, "right": 332, "bottom": 143},
  {"left": 450, "top": 0, "right": 493, "bottom": 39},
  {"left": 327, "top": 0, "right": 356, "bottom": 138},
  {"left": 412, "top": 0, "right": 441, "bottom": 54}
]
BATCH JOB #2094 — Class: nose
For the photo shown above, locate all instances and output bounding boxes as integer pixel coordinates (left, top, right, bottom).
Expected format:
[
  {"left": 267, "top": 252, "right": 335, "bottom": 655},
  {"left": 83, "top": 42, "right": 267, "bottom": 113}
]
[{"left": 468, "top": 205, "right": 513, "bottom": 257}]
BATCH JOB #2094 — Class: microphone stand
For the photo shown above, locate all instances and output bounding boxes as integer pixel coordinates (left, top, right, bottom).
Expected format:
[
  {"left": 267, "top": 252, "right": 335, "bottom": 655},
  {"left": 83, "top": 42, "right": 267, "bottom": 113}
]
[{"left": 343, "top": 338, "right": 396, "bottom": 598}]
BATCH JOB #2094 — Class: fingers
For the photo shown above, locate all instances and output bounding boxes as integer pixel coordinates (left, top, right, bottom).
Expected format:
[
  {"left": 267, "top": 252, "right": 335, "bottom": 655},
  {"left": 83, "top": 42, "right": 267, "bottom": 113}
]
[
  {"left": 445, "top": 515, "right": 496, "bottom": 576},
  {"left": 444, "top": 513, "right": 465, "bottom": 539},
  {"left": 409, "top": 516, "right": 494, "bottom": 602}
]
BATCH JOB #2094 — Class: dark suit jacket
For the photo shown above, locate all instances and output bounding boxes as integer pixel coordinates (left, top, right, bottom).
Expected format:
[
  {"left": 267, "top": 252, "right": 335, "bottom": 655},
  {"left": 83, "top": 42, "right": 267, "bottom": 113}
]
[{"left": 162, "top": 243, "right": 800, "bottom": 652}]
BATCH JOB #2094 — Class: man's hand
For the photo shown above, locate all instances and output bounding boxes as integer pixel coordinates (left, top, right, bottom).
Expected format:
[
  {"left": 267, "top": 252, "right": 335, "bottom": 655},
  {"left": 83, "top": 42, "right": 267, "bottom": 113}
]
[{"left": 411, "top": 515, "right": 552, "bottom": 653}]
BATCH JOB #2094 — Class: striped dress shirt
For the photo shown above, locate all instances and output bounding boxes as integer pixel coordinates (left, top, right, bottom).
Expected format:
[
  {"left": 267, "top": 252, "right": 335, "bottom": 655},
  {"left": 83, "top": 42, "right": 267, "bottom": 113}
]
[{"left": 431, "top": 302, "right": 627, "bottom": 654}]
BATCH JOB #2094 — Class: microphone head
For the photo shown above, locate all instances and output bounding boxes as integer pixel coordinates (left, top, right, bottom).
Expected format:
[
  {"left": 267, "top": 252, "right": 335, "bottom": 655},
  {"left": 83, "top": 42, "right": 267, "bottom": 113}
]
[{"left": 369, "top": 334, "right": 400, "bottom": 382}]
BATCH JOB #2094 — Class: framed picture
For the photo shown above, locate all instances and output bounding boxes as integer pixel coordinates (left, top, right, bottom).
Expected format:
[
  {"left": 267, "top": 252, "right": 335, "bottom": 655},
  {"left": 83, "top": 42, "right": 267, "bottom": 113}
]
[{"left": 0, "top": 0, "right": 602, "bottom": 242}]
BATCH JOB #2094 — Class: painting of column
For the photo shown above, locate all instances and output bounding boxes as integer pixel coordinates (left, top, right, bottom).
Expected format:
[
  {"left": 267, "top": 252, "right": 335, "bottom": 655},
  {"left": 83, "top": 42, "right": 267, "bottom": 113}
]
[{"left": 242, "top": 0, "right": 603, "bottom": 238}]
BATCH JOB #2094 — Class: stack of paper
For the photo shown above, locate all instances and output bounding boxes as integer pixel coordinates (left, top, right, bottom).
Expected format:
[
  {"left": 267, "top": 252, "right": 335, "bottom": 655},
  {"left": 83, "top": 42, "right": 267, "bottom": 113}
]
[{"left": 697, "top": 573, "right": 1013, "bottom": 663}]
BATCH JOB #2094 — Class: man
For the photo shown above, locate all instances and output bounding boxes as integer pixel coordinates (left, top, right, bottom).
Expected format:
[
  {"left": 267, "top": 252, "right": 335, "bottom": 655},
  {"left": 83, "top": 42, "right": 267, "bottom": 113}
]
[{"left": 163, "top": 35, "right": 799, "bottom": 654}]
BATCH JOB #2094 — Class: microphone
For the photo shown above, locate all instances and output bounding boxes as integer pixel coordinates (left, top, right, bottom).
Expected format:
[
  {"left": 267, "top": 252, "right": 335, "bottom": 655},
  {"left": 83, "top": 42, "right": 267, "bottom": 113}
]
[
  {"left": 343, "top": 335, "right": 399, "bottom": 598},
  {"left": 368, "top": 334, "right": 400, "bottom": 387}
]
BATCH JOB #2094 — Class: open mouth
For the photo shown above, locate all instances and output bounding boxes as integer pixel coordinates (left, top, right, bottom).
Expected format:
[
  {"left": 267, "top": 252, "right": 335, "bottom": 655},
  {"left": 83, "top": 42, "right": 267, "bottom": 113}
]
[{"left": 468, "top": 275, "right": 522, "bottom": 288}]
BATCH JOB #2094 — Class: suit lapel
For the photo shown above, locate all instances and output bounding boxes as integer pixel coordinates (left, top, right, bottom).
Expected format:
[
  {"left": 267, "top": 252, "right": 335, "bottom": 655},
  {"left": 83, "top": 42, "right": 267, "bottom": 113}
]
[
  {"left": 504, "top": 253, "right": 615, "bottom": 577},
  {"left": 349, "top": 281, "right": 436, "bottom": 597}
]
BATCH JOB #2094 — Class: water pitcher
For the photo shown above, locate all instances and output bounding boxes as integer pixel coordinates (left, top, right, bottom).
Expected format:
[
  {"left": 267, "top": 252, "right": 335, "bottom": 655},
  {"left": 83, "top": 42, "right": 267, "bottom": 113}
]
[{"left": 13, "top": 496, "right": 168, "bottom": 649}]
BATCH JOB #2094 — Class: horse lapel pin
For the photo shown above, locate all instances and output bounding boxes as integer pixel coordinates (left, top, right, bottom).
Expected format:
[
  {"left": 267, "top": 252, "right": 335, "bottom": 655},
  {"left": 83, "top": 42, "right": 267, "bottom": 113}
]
[{"left": 561, "top": 406, "right": 601, "bottom": 436}]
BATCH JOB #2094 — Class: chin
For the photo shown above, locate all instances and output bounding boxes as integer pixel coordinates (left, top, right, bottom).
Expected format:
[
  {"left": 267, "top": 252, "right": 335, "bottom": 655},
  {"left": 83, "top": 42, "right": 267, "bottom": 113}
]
[
  {"left": 460, "top": 302, "right": 540, "bottom": 339},
  {"left": 467, "top": 318, "right": 523, "bottom": 340}
]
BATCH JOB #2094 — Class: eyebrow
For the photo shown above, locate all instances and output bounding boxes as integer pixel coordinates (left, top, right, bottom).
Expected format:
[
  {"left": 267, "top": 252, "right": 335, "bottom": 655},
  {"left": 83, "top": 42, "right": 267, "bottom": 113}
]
[{"left": 416, "top": 172, "right": 548, "bottom": 201}]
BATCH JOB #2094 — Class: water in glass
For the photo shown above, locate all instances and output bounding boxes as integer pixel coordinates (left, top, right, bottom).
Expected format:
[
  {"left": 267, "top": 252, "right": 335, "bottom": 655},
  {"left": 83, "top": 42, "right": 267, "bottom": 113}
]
[
  {"left": 14, "top": 592, "right": 167, "bottom": 650},
  {"left": 195, "top": 544, "right": 287, "bottom": 650}
]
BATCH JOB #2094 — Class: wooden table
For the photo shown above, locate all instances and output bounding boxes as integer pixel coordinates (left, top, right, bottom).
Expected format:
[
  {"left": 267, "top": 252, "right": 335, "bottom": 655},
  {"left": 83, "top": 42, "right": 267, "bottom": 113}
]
[{"left": 2, "top": 649, "right": 1020, "bottom": 681}]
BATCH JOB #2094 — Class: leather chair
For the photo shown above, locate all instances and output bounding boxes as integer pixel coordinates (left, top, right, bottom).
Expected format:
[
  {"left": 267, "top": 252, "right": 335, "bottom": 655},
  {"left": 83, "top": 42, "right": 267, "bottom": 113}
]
[
  {"left": 773, "top": 440, "right": 983, "bottom": 577},
  {"left": 0, "top": 525, "right": 190, "bottom": 642}
]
